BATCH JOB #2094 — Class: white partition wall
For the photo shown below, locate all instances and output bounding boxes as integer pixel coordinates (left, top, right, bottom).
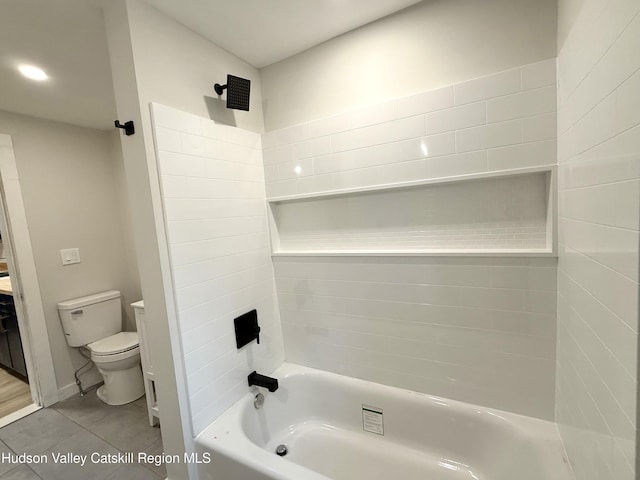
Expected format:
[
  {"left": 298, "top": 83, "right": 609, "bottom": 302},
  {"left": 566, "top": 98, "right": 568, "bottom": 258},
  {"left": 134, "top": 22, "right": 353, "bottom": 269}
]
[{"left": 150, "top": 104, "right": 284, "bottom": 435}]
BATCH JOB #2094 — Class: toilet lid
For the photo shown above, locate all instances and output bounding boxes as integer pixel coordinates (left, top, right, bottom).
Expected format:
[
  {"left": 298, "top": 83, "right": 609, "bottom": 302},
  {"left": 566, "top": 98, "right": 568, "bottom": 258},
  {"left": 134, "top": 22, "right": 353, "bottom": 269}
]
[{"left": 88, "top": 332, "right": 139, "bottom": 355}]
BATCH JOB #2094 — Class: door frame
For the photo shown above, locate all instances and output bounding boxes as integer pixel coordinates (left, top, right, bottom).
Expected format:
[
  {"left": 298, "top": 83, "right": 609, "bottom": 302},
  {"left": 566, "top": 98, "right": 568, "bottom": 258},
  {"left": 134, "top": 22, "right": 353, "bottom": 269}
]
[{"left": 0, "top": 134, "right": 58, "bottom": 407}]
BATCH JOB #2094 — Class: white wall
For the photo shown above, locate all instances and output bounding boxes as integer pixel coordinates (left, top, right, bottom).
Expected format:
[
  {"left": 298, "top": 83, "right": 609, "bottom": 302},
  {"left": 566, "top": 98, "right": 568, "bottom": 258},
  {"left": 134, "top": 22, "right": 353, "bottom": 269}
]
[
  {"left": 104, "top": 2, "right": 194, "bottom": 478},
  {"left": 109, "top": 131, "right": 142, "bottom": 315},
  {"left": 262, "top": 60, "right": 557, "bottom": 197},
  {"left": 263, "top": 61, "right": 559, "bottom": 419},
  {"left": 0, "top": 110, "right": 141, "bottom": 396},
  {"left": 260, "top": 0, "right": 557, "bottom": 131},
  {"left": 272, "top": 173, "right": 550, "bottom": 251},
  {"left": 257, "top": 0, "right": 560, "bottom": 422},
  {"left": 126, "top": 0, "right": 264, "bottom": 133},
  {"left": 555, "top": 1, "right": 640, "bottom": 479},
  {"left": 151, "top": 103, "right": 284, "bottom": 435},
  {"left": 104, "top": 1, "right": 272, "bottom": 477},
  {"left": 277, "top": 256, "right": 557, "bottom": 419}
]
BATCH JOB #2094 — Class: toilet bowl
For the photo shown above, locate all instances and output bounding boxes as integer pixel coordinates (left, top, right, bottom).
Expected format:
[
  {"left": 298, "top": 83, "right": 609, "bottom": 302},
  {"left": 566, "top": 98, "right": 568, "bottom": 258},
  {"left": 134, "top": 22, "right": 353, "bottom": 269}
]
[
  {"left": 88, "top": 332, "right": 144, "bottom": 405},
  {"left": 57, "top": 291, "right": 145, "bottom": 406}
]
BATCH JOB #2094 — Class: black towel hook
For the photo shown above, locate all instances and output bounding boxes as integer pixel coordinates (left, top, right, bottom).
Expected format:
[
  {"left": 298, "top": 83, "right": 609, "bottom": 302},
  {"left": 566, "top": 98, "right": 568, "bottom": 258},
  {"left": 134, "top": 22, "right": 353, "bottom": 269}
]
[{"left": 114, "top": 120, "right": 135, "bottom": 136}]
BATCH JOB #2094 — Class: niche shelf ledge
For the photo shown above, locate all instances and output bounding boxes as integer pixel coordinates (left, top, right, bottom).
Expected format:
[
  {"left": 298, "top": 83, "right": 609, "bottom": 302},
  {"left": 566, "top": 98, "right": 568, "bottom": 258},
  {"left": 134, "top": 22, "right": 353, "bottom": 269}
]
[
  {"left": 271, "top": 249, "right": 556, "bottom": 258},
  {"left": 266, "top": 166, "right": 557, "bottom": 259},
  {"left": 266, "top": 165, "right": 556, "bottom": 204}
]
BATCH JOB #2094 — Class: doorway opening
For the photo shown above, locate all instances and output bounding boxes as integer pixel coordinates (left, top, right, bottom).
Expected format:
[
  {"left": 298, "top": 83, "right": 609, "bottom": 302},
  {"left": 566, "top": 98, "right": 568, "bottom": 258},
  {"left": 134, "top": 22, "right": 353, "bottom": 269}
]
[{"left": 0, "top": 134, "right": 58, "bottom": 427}]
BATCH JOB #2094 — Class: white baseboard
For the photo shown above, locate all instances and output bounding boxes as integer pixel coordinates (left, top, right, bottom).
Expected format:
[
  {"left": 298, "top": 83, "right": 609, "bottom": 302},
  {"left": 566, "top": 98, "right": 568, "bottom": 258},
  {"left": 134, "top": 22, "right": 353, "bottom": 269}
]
[
  {"left": 57, "top": 382, "right": 80, "bottom": 401},
  {"left": 57, "top": 371, "right": 103, "bottom": 401}
]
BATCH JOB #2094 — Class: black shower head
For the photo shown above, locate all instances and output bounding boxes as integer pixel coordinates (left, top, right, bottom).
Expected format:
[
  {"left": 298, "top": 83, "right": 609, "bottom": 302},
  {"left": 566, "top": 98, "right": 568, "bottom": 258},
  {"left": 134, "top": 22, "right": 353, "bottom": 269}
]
[{"left": 214, "top": 74, "right": 251, "bottom": 111}]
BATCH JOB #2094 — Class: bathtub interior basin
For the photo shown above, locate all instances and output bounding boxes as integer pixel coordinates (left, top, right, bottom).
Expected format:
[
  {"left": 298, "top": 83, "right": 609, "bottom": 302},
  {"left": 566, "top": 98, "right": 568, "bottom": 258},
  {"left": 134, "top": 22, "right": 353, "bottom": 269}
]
[{"left": 196, "top": 363, "right": 574, "bottom": 480}]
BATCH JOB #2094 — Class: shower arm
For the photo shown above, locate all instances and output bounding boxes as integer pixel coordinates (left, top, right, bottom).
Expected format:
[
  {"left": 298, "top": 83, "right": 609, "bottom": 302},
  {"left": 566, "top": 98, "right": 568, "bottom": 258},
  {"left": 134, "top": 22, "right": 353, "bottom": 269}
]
[{"left": 214, "top": 83, "right": 228, "bottom": 95}]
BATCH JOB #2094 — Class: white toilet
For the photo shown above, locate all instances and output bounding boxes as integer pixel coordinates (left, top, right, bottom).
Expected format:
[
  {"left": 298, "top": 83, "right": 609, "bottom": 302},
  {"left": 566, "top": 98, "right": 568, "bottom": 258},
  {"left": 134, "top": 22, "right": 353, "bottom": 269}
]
[{"left": 57, "top": 290, "right": 145, "bottom": 405}]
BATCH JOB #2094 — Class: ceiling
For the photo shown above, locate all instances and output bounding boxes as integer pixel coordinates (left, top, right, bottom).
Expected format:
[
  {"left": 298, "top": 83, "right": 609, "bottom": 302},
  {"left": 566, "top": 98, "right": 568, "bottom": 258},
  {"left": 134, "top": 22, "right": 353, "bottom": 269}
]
[
  {"left": 0, "top": 0, "right": 421, "bottom": 130},
  {"left": 143, "top": 0, "right": 423, "bottom": 68},
  {"left": 0, "top": 0, "right": 115, "bottom": 130}
]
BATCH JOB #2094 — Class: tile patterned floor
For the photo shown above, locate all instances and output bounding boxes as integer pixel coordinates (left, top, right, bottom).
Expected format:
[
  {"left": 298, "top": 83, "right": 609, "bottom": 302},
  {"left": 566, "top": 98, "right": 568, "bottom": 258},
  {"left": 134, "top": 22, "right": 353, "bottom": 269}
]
[{"left": 0, "top": 391, "right": 164, "bottom": 480}]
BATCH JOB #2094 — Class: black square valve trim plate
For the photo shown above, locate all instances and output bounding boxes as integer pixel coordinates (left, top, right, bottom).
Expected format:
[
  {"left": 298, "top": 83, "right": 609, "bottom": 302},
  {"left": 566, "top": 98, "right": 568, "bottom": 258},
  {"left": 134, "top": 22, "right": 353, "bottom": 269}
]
[{"left": 234, "top": 309, "right": 260, "bottom": 349}]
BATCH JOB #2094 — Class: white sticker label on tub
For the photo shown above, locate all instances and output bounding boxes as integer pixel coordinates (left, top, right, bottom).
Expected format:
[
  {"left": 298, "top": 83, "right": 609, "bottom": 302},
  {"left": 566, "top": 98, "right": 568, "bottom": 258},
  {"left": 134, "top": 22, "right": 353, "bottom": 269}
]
[{"left": 362, "top": 405, "right": 384, "bottom": 435}]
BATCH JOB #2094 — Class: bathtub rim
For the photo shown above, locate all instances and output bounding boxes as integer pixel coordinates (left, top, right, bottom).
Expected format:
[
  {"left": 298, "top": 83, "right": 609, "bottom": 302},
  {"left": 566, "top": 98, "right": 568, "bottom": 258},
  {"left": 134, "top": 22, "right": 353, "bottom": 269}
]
[{"left": 195, "top": 362, "right": 572, "bottom": 480}]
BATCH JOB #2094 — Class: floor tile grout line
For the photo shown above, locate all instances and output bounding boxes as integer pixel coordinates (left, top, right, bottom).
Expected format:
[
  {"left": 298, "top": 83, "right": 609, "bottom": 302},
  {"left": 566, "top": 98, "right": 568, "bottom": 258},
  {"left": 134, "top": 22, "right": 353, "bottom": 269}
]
[
  {"left": 48, "top": 405, "right": 131, "bottom": 456},
  {"left": 0, "top": 396, "right": 164, "bottom": 479},
  {"left": 0, "top": 462, "right": 45, "bottom": 480},
  {"left": 0, "top": 410, "right": 77, "bottom": 480},
  {"left": 51, "top": 399, "right": 163, "bottom": 471}
]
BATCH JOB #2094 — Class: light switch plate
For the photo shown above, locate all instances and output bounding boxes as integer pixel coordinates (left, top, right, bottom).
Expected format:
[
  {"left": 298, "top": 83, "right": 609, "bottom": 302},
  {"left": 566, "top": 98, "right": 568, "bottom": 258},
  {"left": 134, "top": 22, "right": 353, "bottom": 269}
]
[{"left": 60, "top": 248, "right": 81, "bottom": 266}]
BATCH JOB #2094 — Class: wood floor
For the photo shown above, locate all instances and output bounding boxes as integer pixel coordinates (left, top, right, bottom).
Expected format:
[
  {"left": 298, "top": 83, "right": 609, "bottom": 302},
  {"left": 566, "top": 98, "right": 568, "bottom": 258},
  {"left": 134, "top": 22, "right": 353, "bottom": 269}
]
[{"left": 0, "top": 368, "right": 30, "bottom": 418}]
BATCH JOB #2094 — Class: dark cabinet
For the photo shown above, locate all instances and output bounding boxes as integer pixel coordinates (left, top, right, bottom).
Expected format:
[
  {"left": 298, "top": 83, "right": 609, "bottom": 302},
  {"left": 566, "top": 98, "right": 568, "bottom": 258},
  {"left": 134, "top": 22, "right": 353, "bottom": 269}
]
[
  {"left": 0, "top": 294, "right": 27, "bottom": 379},
  {"left": 6, "top": 316, "right": 26, "bottom": 377},
  {"left": 0, "top": 334, "right": 11, "bottom": 368}
]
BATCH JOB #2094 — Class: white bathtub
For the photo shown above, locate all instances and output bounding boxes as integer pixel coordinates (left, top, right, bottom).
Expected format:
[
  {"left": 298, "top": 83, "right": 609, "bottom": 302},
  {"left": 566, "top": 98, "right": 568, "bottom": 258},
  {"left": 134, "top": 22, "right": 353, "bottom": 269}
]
[{"left": 195, "top": 364, "right": 573, "bottom": 480}]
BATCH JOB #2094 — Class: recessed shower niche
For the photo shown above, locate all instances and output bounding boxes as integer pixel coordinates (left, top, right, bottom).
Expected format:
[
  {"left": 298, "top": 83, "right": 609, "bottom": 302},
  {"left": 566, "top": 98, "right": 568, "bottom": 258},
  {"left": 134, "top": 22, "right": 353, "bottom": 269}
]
[{"left": 267, "top": 167, "right": 556, "bottom": 256}]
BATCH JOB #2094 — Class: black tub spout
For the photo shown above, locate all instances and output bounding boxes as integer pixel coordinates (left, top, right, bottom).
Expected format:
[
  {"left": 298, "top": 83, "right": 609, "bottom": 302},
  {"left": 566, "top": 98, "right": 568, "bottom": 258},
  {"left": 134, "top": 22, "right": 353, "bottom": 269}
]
[{"left": 248, "top": 371, "right": 278, "bottom": 392}]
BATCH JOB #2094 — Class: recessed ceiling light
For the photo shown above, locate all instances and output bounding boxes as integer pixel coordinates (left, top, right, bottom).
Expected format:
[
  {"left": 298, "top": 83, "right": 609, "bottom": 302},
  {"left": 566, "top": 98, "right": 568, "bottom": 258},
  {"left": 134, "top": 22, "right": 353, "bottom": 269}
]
[{"left": 18, "top": 65, "right": 48, "bottom": 81}]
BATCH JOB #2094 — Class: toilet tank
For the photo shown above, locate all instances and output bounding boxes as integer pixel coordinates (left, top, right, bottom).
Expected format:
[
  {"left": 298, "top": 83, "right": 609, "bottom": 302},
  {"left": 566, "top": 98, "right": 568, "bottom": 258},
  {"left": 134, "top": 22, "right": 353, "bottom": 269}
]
[{"left": 57, "top": 290, "right": 122, "bottom": 347}]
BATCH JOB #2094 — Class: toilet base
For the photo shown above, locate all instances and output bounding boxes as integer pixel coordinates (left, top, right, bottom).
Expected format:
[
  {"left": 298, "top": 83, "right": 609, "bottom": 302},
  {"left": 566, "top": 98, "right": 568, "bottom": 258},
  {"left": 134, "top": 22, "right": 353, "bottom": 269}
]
[{"left": 95, "top": 364, "right": 145, "bottom": 406}]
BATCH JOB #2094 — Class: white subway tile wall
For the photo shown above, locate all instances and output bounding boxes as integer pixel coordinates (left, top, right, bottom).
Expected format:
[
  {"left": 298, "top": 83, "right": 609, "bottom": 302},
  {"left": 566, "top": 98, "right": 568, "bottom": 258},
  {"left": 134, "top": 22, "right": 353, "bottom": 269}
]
[
  {"left": 151, "top": 104, "right": 285, "bottom": 435},
  {"left": 272, "top": 173, "right": 549, "bottom": 252},
  {"left": 264, "top": 60, "right": 559, "bottom": 420},
  {"left": 262, "top": 59, "right": 557, "bottom": 201},
  {"left": 556, "top": 2, "right": 640, "bottom": 480},
  {"left": 274, "top": 256, "right": 557, "bottom": 420}
]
